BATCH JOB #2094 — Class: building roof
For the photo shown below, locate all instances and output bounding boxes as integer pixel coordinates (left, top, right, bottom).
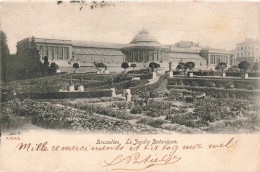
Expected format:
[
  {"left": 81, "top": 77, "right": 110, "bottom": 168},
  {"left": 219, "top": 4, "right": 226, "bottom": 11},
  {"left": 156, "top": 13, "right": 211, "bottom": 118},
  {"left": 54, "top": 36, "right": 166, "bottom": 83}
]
[
  {"left": 72, "top": 40, "right": 127, "bottom": 49},
  {"left": 130, "top": 29, "right": 160, "bottom": 45},
  {"left": 33, "top": 38, "right": 73, "bottom": 45},
  {"left": 122, "top": 29, "right": 169, "bottom": 49},
  {"left": 201, "top": 47, "right": 232, "bottom": 54},
  {"left": 169, "top": 47, "right": 200, "bottom": 53},
  {"left": 173, "top": 41, "right": 199, "bottom": 48},
  {"left": 236, "top": 38, "right": 258, "bottom": 45},
  {"left": 168, "top": 52, "right": 205, "bottom": 60}
]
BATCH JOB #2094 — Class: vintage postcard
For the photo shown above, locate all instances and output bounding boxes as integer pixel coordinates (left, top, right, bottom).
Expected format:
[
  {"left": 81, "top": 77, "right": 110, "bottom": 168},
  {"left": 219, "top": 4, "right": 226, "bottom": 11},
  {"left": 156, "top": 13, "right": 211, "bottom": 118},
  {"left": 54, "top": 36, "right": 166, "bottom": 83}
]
[{"left": 0, "top": 0, "right": 260, "bottom": 171}]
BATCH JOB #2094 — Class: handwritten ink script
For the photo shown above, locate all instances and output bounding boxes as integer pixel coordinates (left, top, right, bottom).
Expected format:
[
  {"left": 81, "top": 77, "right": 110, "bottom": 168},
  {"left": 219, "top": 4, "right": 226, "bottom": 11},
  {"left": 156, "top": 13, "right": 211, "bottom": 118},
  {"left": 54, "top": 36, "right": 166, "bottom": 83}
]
[{"left": 13, "top": 137, "right": 237, "bottom": 171}]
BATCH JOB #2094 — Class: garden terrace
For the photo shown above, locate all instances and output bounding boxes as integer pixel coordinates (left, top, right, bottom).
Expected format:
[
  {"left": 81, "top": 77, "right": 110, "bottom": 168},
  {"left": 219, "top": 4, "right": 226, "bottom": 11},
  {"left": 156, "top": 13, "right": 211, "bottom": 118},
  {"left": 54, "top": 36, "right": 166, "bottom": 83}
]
[{"left": 167, "top": 85, "right": 259, "bottom": 100}]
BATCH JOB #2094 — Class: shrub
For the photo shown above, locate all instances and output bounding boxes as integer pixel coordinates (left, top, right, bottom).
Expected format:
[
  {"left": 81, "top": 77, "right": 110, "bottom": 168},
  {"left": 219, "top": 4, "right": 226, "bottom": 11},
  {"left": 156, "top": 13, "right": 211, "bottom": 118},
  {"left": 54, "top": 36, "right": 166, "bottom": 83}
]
[
  {"left": 130, "top": 106, "right": 143, "bottom": 114},
  {"left": 238, "top": 61, "right": 251, "bottom": 74},
  {"left": 148, "top": 119, "right": 165, "bottom": 128},
  {"left": 121, "top": 62, "right": 129, "bottom": 72},
  {"left": 149, "top": 62, "right": 160, "bottom": 72},
  {"left": 130, "top": 63, "right": 137, "bottom": 70}
]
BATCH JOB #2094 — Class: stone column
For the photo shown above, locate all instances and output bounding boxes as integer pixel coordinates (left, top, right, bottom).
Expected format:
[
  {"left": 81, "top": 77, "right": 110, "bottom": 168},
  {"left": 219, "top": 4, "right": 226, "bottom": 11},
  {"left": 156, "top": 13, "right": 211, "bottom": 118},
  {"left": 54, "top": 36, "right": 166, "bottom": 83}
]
[
  {"left": 208, "top": 54, "right": 210, "bottom": 66},
  {"left": 132, "top": 50, "right": 134, "bottom": 62},
  {"left": 62, "top": 47, "right": 65, "bottom": 60},
  {"left": 137, "top": 50, "right": 140, "bottom": 62},
  {"left": 69, "top": 46, "right": 73, "bottom": 60},
  {"left": 143, "top": 50, "right": 145, "bottom": 63},
  {"left": 157, "top": 50, "right": 159, "bottom": 61}
]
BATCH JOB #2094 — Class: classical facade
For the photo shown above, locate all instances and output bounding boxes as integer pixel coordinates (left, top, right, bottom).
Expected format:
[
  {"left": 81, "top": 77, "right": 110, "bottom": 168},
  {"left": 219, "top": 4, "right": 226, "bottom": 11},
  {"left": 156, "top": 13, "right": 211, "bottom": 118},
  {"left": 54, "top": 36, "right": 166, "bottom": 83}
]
[
  {"left": 121, "top": 30, "right": 169, "bottom": 67},
  {"left": 17, "top": 38, "right": 125, "bottom": 69},
  {"left": 168, "top": 42, "right": 207, "bottom": 69},
  {"left": 17, "top": 30, "right": 233, "bottom": 73},
  {"left": 233, "top": 38, "right": 260, "bottom": 63},
  {"left": 17, "top": 38, "right": 73, "bottom": 61},
  {"left": 200, "top": 48, "right": 234, "bottom": 69}
]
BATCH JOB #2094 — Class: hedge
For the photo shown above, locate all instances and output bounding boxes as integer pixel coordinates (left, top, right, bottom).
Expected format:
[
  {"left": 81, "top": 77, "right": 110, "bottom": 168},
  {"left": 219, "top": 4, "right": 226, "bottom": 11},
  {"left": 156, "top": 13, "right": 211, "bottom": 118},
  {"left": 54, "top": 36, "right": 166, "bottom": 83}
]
[
  {"left": 129, "top": 73, "right": 153, "bottom": 80},
  {"left": 17, "top": 90, "right": 112, "bottom": 99},
  {"left": 187, "top": 71, "right": 260, "bottom": 77},
  {"left": 168, "top": 77, "right": 260, "bottom": 90},
  {"left": 127, "top": 69, "right": 150, "bottom": 74}
]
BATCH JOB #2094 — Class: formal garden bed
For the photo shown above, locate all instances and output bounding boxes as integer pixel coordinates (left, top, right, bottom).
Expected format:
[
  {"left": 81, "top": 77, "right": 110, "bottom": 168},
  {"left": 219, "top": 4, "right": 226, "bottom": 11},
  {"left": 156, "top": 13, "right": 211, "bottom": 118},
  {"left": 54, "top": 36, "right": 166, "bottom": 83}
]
[{"left": 1, "top": 70, "right": 260, "bottom": 134}]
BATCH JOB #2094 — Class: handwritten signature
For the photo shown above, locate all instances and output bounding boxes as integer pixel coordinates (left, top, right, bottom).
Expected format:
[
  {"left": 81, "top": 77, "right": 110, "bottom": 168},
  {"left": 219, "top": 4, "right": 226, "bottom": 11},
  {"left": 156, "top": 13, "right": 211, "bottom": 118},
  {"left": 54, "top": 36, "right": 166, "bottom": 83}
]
[{"left": 100, "top": 149, "right": 182, "bottom": 171}]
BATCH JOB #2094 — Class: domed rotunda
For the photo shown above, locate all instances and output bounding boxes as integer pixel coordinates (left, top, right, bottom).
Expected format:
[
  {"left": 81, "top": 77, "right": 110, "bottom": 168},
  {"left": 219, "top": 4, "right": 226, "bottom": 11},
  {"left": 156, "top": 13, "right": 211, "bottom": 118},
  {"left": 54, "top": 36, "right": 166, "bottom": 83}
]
[{"left": 121, "top": 29, "right": 169, "bottom": 66}]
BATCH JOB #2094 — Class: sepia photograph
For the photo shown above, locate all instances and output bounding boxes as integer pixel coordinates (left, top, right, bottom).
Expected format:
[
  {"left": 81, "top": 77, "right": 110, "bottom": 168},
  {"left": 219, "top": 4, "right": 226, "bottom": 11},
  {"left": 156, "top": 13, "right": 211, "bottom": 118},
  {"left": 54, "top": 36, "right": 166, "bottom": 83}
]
[
  {"left": 0, "top": 1, "right": 260, "bottom": 171},
  {"left": 0, "top": 1, "right": 260, "bottom": 135}
]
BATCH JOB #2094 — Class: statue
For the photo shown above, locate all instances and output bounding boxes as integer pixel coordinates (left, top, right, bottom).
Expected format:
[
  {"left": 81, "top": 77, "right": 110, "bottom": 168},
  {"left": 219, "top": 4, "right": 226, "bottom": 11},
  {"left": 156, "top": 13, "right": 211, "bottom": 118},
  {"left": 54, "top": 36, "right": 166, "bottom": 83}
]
[
  {"left": 169, "top": 62, "right": 172, "bottom": 71},
  {"left": 70, "top": 77, "right": 73, "bottom": 85},
  {"left": 80, "top": 76, "right": 83, "bottom": 85},
  {"left": 69, "top": 77, "right": 75, "bottom": 91}
]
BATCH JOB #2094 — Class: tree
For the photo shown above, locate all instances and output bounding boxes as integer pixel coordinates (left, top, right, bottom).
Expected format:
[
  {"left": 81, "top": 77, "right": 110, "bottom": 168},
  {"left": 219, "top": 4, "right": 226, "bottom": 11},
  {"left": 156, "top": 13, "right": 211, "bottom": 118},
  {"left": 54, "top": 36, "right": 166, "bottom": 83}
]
[
  {"left": 43, "top": 56, "right": 49, "bottom": 66},
  {"left": 215, "top": 62, "right": 227, "bottom": 73},
  {"left": 94, "top": 62, "right": 106, "bottom": 72},
  {"left": 73, "top": 63, "right": 80, "bottom": 73},
  {"left": 121, "top": 62, "right": 129, "bottom": 72},
  {"left": 252, "top": 62, "right": 259, "bottom": 72},
  {"left": 228, "top": 65, "right": 239, "bottom": 72},
  {"left": 130, "top": 63, "right": 137, "bottom": 70},
  {"left": 176, "top": 62, "right": 185, "bottom": 71},
  {"left": 184, "top": 62, "right": 195, "bottom": 72},
  {"left": 0, "top": 31, "right": 10, "bottom": 83},
  {"left": 238, "top": 61, "right": 251, "bottom": 74},
  {"left": 48, "top": 62, "right": 59, "bottom": 75},
  {"left": 16, "top": 36, "right": 43, "bottom": 78},
  {"left": 149, "top": 62, "right": 160, "bottom": 72}
]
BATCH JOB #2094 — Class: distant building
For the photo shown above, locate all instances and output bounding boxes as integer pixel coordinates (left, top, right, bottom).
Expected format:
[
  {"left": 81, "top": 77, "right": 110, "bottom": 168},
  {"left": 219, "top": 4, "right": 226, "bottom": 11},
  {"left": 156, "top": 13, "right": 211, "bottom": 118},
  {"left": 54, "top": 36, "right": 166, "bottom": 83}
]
[
  {"left": 17, "top": 37, "right": 126, "bottom": 72},
  {"left": 200, "top": 47, "right": 234, "bottom": 69},
  {"left": 17, "top": 30, "right": 233, "bottom": 73},
  {"left": 234, "top": 38, "right": 260, "bottom": 63},
  {"left": 168, "top": 42, "right": 206, "bottom": 69}
]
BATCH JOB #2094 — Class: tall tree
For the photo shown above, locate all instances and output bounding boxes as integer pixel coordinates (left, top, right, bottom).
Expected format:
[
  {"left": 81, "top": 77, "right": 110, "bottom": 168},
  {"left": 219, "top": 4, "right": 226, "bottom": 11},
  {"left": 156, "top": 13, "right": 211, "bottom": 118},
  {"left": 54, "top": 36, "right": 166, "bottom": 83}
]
[
  {"left": 17, "top": 37, "right": 42, "bottom": 78},
  {"left": 0, "top": 31, "right": 10, "bottom": 83}
]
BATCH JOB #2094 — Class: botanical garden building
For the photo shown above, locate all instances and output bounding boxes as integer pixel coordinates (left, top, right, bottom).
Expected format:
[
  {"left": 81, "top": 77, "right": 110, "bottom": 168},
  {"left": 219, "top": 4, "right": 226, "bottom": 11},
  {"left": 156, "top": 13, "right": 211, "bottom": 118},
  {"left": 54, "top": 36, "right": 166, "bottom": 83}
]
[
  {"left": 121, "top": 29, "right": 169, "bottom": 66},
  {"left": 16, "top": 29, "right": 234, "bottom": 73}
]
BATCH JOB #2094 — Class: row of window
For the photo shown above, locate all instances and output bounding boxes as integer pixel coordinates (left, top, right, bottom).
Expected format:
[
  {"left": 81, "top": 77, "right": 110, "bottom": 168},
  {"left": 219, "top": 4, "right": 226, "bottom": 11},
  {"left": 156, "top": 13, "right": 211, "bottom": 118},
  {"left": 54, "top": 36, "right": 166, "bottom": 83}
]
[
  {"left": 237, "top": 46, "right": 258, "bottom": 51},
  {"left": 209, "top": 54, "right": 230, "bottom": 65},
  {"left": 38, "top": 45, "right": 70, "bottom": 60},
  {"left": 237, "top": 51, "right": 255, "bottom": 57},
  {"left": 75, "top": 55, "right": 123, "bottom": 63},
  {"left": 125, "top": 50, "right": 167, "bottom": 62}
]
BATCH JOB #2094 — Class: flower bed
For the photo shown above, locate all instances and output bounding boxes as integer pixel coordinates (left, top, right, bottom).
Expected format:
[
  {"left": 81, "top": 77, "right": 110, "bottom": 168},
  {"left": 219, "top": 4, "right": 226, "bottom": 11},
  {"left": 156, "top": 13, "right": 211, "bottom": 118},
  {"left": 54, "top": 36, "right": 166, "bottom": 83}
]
[
  {"left": 8, "top": 99, "right": 156, "bottom": 133},
  {"left": 167, "top": 85, "right": 259, "bottom": 100},
  {"left": 169, "top": 98, "right": 260, "bottom": 129}
]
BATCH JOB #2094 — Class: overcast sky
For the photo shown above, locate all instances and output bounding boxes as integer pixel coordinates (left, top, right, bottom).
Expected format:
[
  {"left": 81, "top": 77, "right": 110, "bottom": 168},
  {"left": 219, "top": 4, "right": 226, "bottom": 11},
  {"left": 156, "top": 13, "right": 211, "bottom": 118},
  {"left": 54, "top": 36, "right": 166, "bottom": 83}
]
[{"left": 1, "top": 1, "right": 259, "bottom": 54}]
